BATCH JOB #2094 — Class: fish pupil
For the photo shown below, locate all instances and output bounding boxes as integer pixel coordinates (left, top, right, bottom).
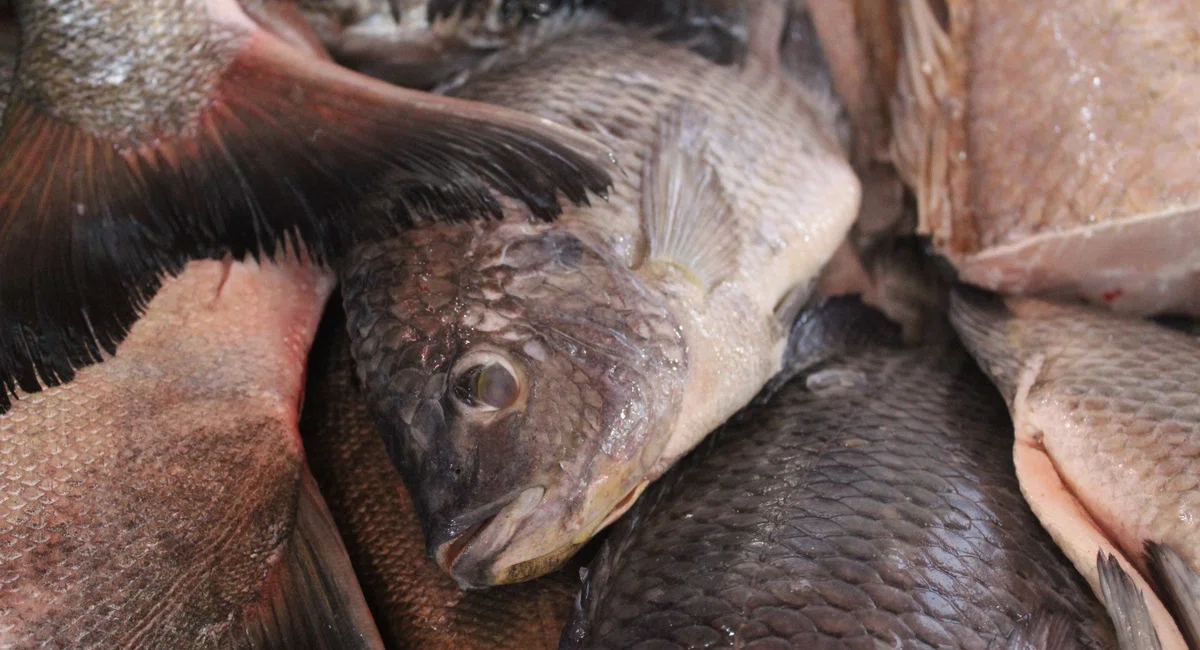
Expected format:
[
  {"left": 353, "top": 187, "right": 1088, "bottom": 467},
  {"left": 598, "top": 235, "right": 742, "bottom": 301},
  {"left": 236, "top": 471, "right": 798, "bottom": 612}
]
[{"left": 452, "top": 362, "right": 519, "bottom": 410}]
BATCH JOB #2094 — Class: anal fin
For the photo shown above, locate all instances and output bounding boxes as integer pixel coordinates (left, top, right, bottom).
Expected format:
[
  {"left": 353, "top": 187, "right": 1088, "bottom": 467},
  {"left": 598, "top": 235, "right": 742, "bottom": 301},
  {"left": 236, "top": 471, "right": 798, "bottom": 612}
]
[
  {"left": 1100, "top": 552, "right": 1166, "bottom": 650},
  {"left": 233, "top": 467, "right": 384, "bottom": 650},
  {"left": 1146, "top": 541, "right": 1200, "bottom": 650},
  {"left": 640, "top": 102, "right": 739, "bottom": 293},
  {"left": 1012, "top": 432, "right": 1188, "bottom": 650}
]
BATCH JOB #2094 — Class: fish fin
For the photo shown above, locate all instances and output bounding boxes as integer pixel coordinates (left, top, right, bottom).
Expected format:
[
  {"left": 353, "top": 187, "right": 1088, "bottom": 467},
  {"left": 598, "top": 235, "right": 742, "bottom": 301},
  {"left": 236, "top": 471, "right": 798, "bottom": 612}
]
[
  {"left": 1099, "top": 551, "right": 1166, "bottom": 650},
  {"left": 1000, "top": 612, "right": 1079, "bottom": 650},
  {"left": 640, "top": 101, "right": 739, "bottom": 293},
  {"left": 233, "top": 467, "right": 384, "bottom": 650},
  {"left": 761, "top": 295, "right": 900, "bottom": 399},
  {"left": 773, "top": 279, "right": 817, "bottom": 330},
  {"left": 745, "top": 0, "right": 788, "bottom": 73},
  {"left": 891, "top": 0, "right": 978, "bottom": 255},
  {"left": 1145, "top": 541, "right": 1200, "bottom": 650},
  {"left": 948, "top": 284, "right": 1025, "bottom": 404},
  {"left": 0, "top": 28, "right": 613, "bottom": 410}
]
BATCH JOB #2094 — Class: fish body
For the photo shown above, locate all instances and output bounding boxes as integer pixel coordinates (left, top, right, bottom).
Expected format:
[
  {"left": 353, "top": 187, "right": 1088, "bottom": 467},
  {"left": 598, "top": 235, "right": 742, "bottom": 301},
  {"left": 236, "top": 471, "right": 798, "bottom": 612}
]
[
  {"left": 893, "top": 0, "right": 1200, "bottom": 316},
  {"left": 0, "top": 0, "right": 612, "bottom": 410},
  {"left": 950, "top": 288, "right": 1200, "bottom": 650},
  {"left": 0, "top": 257, "right": 384, "bottom": 648},
  {"left": 341, "top": 18, "right": 860, "bottom": 588},
  {"left": 299, "top": 304, "right": 578, "bottom": 649},
  {"left": 564, "top": 298, "right": 1116, "bottom": 650}
]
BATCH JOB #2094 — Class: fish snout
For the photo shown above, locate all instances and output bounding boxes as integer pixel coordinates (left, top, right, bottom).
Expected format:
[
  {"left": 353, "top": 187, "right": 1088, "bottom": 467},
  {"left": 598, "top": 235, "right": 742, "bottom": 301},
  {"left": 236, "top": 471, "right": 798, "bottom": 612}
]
[{"left": 429, "top": 485, "right": 546, "bottom": 589}]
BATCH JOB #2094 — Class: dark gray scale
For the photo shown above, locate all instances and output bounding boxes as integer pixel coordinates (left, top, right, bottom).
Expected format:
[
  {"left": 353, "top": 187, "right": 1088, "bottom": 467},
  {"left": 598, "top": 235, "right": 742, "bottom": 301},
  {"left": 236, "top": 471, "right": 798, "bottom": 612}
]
[{"left": 564, "top": 299, "right": 1117, "bottom": 650}]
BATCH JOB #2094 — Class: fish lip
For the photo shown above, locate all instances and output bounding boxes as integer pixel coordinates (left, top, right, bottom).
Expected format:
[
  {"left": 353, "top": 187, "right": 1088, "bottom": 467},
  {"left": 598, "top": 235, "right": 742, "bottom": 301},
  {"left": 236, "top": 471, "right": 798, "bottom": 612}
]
[{"left": 435, "top": 485, "right": 546, "bottom": 588}]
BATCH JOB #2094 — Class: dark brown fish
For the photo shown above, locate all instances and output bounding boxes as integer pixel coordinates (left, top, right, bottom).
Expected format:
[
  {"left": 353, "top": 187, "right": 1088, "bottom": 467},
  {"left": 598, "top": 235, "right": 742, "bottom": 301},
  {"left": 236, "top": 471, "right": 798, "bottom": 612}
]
[
  {"left": 0, "top": 0, "right": 613, "bottom": 411},
  {"left": 0, "top": 258, "right": 384, "bottom": 648},
  {"left": 564, "top": 298, "right": 1116, "bottom": 649},
  {"left": 299, "top": 302, "right": 578, "bottom": 649}
]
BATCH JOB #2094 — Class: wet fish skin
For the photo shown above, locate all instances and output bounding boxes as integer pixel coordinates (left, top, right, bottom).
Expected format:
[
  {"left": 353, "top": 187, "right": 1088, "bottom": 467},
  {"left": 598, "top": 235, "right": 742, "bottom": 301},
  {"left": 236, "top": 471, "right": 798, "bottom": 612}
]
[
  {"left": 893, "top": 0, "right": 1200, "bottom": 316},
  {"left": 949, "top": 287, "right": 1200, "bottom": 649},
  {"left": 0, "top": 257, "right": 385, "bottom": 649},
  {"left": 299, "top": 302, "right": 578, "bottom": 650},
  {"left": 342, "top": 20, "right": 860, "bottom": 588},
  {"left": 565, "top": 299, "right": 1116, "bottom": 650}
]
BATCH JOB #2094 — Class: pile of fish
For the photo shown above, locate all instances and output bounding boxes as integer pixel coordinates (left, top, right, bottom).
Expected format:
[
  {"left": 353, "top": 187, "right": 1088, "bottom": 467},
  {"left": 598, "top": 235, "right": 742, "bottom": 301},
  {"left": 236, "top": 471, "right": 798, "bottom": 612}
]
[{"left": 0, "top": 0, "right": 1196, "bottom": 649}]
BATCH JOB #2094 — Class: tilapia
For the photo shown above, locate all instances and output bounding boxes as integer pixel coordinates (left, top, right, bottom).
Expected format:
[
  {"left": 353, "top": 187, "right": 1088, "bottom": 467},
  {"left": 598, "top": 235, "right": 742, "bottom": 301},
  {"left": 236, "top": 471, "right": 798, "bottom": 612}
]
[
  {"left": 0, "top": 0, "right": 612, "bottom": 410},
  {"left": 563, "top": 298, "right": 1116, "bottom": 650},
  {"left": 340, "top": 12, "right": 860, "bottom": 588},
  {"left": 893, "top": 0, "right": 1200, "bottom": 316},
  {"left": 299, "top": 303, "right": 578, "bottom": 649},
  {"left": 950, "top": 288, "right": 1200, "bottom": 650},
  {"left": 0, "top": 257, "right": 384, "bottom": 648}
]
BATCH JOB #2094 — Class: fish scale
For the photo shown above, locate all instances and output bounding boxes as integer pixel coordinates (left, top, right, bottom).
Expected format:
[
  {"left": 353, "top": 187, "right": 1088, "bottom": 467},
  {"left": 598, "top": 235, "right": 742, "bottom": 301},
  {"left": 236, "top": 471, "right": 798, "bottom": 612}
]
[{"left": 566, "top": 302, "right": 1116, "bottom": 649}]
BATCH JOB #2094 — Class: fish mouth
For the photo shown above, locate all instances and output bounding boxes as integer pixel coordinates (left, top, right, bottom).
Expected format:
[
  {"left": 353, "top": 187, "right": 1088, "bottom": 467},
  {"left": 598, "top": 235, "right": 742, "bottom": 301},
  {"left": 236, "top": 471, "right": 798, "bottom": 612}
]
[
  {"left": 448, "top": 479, "right": 653, "bottom": 588},
  {"left": 434, "top": 485, "right": 546, "bottom": 589}
]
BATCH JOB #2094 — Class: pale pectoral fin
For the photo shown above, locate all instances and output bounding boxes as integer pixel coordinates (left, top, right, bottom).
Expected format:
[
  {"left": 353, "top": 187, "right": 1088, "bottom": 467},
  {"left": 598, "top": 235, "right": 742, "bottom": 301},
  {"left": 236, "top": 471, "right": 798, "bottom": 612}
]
[
  {"left": 1013, "top": 441, "right": 1188, "bottom": 650},
  {"left": 640, "top": 101, "right": 740, "bottom": 293},
  {"left": 237, "top": 468, "right": 384, "bottom": 650},
  {"left": 1099, "top": 552, "right": 1165, "bottom": 650},
  {"left": 1145, "top": 541, "right": 1200, "bottom": 650}
]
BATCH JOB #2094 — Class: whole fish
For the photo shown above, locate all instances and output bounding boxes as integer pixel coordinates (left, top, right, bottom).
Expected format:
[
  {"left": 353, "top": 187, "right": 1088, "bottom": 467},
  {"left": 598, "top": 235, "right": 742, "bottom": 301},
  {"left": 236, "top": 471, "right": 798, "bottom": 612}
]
[
  {"left": 563, "top": 298, "right": 1117, "bottom": 650},
  {"left": 299, "top": 304, "right": 578, "bottom": 649},
  {"left": 950, "top": 288, "right": 1200, "bottom": 650},
  {"left": 0, "top": 0, "right": 612, "bottom": 411},
  {"left": 892, "top": 0, "right": 1200, "bottom": 316},
  {"left": 0, "top": 257, "right": 384, "bottom": 648},
  {"left": 340, "top": 11, "right": 860, "bottom": 588}
]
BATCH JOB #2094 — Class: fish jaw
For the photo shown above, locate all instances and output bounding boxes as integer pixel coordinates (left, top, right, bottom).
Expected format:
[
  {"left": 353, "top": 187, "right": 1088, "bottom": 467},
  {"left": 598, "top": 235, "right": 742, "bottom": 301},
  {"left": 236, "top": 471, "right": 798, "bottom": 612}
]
[
  {"left": 342, "top": 222, "right": 688, "bottom": 587},
  {"left": 950, "top": 288, "right": 1200, "bottom": 648}
]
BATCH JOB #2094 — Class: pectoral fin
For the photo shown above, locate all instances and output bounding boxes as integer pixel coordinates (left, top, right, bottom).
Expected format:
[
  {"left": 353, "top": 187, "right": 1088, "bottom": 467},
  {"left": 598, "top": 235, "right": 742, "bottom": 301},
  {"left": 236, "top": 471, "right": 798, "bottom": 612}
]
[{"left": 640, "top": 101, "right": 739, "bottom": 293}]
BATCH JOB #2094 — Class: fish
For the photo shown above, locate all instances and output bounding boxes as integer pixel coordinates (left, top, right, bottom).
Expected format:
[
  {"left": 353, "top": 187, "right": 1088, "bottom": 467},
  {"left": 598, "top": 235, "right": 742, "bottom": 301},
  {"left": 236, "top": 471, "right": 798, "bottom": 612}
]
[
  {"left": 950, "top": 287, "right": 1200, "bottom": 650},
  {"left": 298, "top": 301, "right": 579, "bottom": 649},
  {"left": 339, "top": 7, "right": 861, "bottom": 588},
  {"left": 0, "top": 0, "right": 614, "bottom": 411},
  {"left": 0, "top": 256, "right": 386, "bottom": 648},
  {"left": 892, "top": 0, "right": 1200, "bottom": 316},
  {"left": 562, "top": 297, "right": 1117, "bottom": 650}
]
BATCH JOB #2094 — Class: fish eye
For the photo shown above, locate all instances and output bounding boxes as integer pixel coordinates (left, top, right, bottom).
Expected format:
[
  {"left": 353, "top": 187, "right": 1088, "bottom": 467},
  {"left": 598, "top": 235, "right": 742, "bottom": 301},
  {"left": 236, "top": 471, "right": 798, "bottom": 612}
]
[{"left": 451, "top": 356, "right": 522, "bottom": 411}]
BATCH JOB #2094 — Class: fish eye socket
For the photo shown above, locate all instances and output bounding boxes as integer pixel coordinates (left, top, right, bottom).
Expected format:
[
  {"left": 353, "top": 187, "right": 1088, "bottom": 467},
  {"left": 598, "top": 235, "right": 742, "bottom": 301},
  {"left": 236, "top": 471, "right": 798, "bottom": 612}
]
[{"left": 452, "top": 362, "right": 520, "bottom": 410}]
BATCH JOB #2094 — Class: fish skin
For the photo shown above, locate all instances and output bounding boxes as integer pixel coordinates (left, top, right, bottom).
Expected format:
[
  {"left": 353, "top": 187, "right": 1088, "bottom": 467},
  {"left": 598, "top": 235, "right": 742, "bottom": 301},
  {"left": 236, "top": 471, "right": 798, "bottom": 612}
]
[
  {"left": 564, "top": 299, "right": 1116, "bottom": 650},
  {"left": 0, "top": 257, "right": 386, "bottom": 648},
  {"left": 892, "top": 0, "right": 1200, "bottom": 316},
  {"left": 341, "top": 20, "right": 860, "bottom": 588},
  {"left": 299, "top": 302, "right": 578, "bottom": 650},
  {"left": 949, "top": 288, "right": 1200, "bottom": 649}
]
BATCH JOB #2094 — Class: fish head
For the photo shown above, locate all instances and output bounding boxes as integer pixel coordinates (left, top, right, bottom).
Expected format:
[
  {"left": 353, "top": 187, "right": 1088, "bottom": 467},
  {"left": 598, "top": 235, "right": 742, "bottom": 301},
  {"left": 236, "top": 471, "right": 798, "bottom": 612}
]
[{"left": 343, "top": 222, "right": 687, "bottom": 588}]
